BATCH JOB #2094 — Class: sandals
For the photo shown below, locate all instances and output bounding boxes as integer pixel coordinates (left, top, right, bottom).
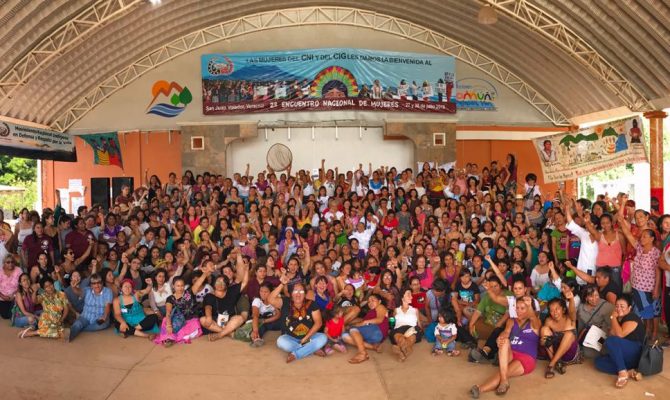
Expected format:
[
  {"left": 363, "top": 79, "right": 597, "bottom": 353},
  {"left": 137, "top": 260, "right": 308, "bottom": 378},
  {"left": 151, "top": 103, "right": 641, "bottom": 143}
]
[
  {"left": 628, "top": 370, "right": 643, "bottom": 381},
  {"left": 432, "top": 348, "right": 443, "bottom": 356},
  {"left": 393, "top": 345, "right": 406, "bottom": 361},
  {"left": 495, "top": 382, "right": 510, "bottom": 396},
  {"left": 286, "top": 353, "right": 297, "bottom": 364},
  {"left": 544, "top": 365, "right": 556, "bottom": 379},
  {"left": 348, "top": 352, "right": 370, "bottom": 364},
  {"left": 469, "top": 385, "right": 480, "bottom": 399},
  {"left": 615, "top": 375, "right": 628, "bottom": 389},
  {"left": 17, "top": 327, "right": 32, "bottom": 339},
  {"left": 448, "top": 350, "right": 461, "bottom": 357},
  {"left": 555, "top": 362, "right": 567, "bottom": 375}
]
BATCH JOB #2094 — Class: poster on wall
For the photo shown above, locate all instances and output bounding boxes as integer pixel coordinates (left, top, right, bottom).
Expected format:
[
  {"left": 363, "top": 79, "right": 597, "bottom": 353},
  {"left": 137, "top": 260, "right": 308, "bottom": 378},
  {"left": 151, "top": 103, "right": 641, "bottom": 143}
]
[
  {"left": 453, "top": 78, "right": 497, "bottom": 111},
  {"left": 533, "top": 116, "right": 648, "bottom": 183},
  {"left": 0, "top": 120, "right": 76, "bottom": 161},
  {"left": 201, "top": 48, "right": 456, "bottom": 115},
  {"left": 80, "top": 132, "right": 123, "bottom": 168}
]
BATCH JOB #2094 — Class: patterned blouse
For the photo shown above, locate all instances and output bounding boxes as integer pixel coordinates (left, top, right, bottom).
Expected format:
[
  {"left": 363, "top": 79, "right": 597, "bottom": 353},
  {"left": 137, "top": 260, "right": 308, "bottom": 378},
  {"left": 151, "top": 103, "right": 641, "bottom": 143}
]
[{"left": 632, "top": 243, "right": 660, "bottom": 292}]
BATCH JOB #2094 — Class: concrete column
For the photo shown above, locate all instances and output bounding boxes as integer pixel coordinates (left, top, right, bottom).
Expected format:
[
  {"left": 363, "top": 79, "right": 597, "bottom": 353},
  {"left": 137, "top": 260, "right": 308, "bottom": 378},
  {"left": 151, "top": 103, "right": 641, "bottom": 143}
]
[{"left": 643, "top": 110, "right": 667, "bottom": 213}]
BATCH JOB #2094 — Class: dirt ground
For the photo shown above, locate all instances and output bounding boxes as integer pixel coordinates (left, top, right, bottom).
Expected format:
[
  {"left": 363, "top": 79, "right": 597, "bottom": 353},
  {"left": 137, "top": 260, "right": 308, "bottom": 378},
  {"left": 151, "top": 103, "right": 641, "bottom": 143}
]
[{"left": 1, "top": 323, "right": 669, "bottom": 400}]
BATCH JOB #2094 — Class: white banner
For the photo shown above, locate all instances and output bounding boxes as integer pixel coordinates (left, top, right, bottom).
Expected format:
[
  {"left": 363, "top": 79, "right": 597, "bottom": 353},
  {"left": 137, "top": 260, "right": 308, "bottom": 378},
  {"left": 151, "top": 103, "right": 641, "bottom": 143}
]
[{"left": 0, "top": 120, "right": 76, "bottom": 161}]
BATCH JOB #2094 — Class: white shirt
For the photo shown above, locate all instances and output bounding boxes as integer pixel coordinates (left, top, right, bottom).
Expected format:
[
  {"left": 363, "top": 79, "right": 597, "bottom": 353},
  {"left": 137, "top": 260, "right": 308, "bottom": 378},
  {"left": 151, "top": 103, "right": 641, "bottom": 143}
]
[
  {"left": 567, "top": 220, "right": 598, "bottom": 285},
  {"left": 394, "top": 306, "right": 418, "bottom": 328},
  {"left": 348, "top": 223, "right": 376, "bottom": 250},
  {"left": 252, "top": 297, "right": 276, "bottom": 316}
]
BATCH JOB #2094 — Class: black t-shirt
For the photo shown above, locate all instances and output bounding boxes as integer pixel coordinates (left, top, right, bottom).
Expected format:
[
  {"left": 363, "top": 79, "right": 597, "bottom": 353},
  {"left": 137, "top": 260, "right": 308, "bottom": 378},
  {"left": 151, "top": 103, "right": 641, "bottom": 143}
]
[
  {"left": 280, "top": 297, "right": 320, "bottom": 339},
  {"left": 620, "top": 312, "right": 646, "bottom": 343},
  {"left": 337, "top": 295, "right": 359, "bottom": 308},
  {"left": 454, "top": 281, "right": 479, "bottom": 304},
  {"left": 599, "top": 281, "right": 620, "bottom": 301},
  {"left": 204, "top": 284, "right": 241, "bottom": 320}
]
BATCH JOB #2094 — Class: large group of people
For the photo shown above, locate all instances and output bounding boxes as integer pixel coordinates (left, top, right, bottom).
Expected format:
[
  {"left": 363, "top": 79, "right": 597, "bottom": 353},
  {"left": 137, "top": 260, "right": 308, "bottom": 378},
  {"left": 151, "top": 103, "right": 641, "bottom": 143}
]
[{"left": 1, "top": 155, "right": 668, "bottom": 397}]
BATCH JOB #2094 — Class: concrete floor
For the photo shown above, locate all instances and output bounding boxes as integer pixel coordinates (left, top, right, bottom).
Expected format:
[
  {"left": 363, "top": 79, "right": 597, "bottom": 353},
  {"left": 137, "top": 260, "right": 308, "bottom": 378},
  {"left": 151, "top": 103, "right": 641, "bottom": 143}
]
[{"left": 1, "top": 323, "right": 669, "bottom": 400}]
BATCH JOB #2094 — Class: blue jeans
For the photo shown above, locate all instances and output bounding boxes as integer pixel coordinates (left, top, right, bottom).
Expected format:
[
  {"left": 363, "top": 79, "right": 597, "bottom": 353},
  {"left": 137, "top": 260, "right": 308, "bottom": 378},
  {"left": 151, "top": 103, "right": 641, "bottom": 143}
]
[
  {"left": 344, "top": 324, "right": 383, "bottom": 344},
  {"left": 69, "top": 316, "right": 110, "bottom": 341},
  {"left": 12, "top": 311, "right": 41, "bottom": 328},
  {"left": 276, "top": 333, "right": 327, "bottom": 360},
  {"left": 594, "top": 336, "right": 642, "bottom": 374}
]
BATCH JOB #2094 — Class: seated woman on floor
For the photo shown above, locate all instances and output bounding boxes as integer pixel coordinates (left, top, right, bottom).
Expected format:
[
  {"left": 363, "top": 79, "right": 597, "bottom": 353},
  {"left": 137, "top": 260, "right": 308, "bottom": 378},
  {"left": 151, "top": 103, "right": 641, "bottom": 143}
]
[
  {"left": 470, "top": 295, "right": 540, "bottom": 398},
  {"left": 577, "top": 285, "right": 613, "bottom": 358},
  {"left": 19, "top": 277, "right": 68, "bottom": 340},
  {"left": 594, "top": 294, "right": 645, "bottom": 389},
  {"left": 390, "top": 289, "right": 422, "bottom": 362},
  {"left": 154, "top": 263, "right": 212, "bottom": 346},
  {"left": 541, "top": 288, "right": 580, "bottom": 378},
  {"left": 343, "top": 292, "right": 389, "bottom": 364},
  {"left": 112, "top": 278, "right": 159, "bottom": 340},
  {"left": 250, "top": 282, "right": 282, "bottom": 347},
  {"left": 267, "top": 271, "right": 327, "bottom": 363}
]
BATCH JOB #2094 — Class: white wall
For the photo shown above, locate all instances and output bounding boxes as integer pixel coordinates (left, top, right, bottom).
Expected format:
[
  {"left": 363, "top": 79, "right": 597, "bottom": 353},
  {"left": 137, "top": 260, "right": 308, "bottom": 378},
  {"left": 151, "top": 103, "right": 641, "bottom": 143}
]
[{"left": 227, "top": 127, "right": 413, "bottom": 175}]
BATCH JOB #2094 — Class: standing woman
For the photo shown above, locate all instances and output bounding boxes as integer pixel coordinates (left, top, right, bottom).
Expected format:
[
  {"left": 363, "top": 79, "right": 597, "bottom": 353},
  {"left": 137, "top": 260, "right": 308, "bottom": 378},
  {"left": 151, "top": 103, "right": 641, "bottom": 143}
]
[
  {"left": 584, "top": 214, "right": 625, "bottom": 289},
  {"left": 656, "top": 214, "right": 670, "bottom": 344},
  {"left": 267, "top": 272, "right": 327, "bottom": 363},
  {"left": 618, "top": 214, "right": 661, "bottom": 339},
  {"left": 470, "top": 296, "right": 540, "bottom": 398}
]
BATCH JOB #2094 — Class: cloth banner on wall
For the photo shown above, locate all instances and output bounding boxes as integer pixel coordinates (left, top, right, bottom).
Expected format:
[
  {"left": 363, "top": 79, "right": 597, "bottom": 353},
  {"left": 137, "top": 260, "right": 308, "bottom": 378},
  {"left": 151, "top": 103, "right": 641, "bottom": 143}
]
[
  {"left": 201, "top": 48, "right": 456, "bottom": 115},
  {"left": 80, "top": 132, "right": 123, "bottom": 168},
  {"left": 0, "top": 120, "right": 76, "bottom": 161},
  {"left": 533, "top": 116, "right": 648, "bottom": 183}
]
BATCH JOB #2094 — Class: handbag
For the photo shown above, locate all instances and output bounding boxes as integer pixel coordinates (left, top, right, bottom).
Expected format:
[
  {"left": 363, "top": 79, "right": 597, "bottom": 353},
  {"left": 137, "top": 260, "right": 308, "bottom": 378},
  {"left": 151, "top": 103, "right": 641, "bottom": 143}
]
[{"left": 638, "top": 339, "right": 663, "bottom": 376}]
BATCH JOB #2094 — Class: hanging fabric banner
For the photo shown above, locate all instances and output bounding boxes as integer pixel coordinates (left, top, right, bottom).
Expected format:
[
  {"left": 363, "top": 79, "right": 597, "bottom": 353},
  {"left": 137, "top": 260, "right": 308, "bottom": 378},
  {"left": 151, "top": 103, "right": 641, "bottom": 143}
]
[
  {"left": 201, "top": 48, "right": 456, "bottom": 115},
  {"left": 80, "top": 132, "right": 123, "bottom": 168},
  {"left": 533, "top": 116, "right": 648, "bottom": 183},
  {"left": 0, "top": 120, "right": 76, "bottom": 161}
]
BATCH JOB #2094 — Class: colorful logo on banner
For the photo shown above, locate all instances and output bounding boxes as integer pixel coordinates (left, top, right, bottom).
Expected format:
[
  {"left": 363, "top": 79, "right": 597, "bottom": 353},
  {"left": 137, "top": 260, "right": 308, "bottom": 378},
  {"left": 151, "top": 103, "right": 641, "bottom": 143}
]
[
  {"left": 201, "top": 48, "right": 456, "bottom": 115},
  {"left": 533, "top": 117, "right": 648, "bottom": 183},
  {"left": 146, "top": 80, "right": 192, "bottom": 118},
  {"left": 453, "top": 78, "right": 497, "bottom": 111},
  {"left": 81, "top": 132, "right": 123, "bottom": 168},
  {"left": 0, "top": 121, "right": 76, "bottom": 161}
]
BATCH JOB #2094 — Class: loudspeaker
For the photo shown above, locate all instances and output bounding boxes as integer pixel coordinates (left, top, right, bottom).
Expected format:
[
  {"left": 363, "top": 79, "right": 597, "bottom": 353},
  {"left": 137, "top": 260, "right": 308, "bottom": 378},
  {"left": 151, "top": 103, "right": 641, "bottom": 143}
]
[
  {"left": 112, "top": 177, "right": 134, "bottom": 202},
  {"left": 90, "top": 177, "right": 111, "bottom": 211}
]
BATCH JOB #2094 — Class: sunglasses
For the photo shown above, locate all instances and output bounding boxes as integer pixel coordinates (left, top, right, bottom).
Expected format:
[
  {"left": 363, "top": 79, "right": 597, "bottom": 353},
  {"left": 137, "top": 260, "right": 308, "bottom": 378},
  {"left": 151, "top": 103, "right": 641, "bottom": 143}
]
[{"left": 292, "top": 290, "right": 305, "bottom": 294}]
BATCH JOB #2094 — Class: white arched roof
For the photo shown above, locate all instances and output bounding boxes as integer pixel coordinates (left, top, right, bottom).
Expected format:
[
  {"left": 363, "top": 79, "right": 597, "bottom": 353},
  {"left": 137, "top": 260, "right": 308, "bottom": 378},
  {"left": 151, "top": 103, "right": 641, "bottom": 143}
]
[{"left": 0, "top": 0, "right": 668, "bottom": 131}]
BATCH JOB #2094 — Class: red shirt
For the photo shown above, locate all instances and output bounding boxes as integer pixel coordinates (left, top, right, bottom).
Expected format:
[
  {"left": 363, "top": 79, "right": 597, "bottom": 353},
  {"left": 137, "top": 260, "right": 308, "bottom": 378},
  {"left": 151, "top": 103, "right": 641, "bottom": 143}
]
[
  {"left": 325, "top": 317, "right": 344, "bottom": 338},
  {"left": 411, "top": 291, "right": 427, "bottom": 310},
  {"left": 65, "top": 229, "right": 95, "bottom": 260},
  {"left": 21, "top": 234, "right": 53, "bottom": 268}
]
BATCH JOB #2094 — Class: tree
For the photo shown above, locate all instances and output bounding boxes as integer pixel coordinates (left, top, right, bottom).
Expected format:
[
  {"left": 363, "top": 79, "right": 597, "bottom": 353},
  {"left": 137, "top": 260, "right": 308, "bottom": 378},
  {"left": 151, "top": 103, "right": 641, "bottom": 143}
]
[{"left": 0, "top": 156, "right": 37, "bottom": 215}]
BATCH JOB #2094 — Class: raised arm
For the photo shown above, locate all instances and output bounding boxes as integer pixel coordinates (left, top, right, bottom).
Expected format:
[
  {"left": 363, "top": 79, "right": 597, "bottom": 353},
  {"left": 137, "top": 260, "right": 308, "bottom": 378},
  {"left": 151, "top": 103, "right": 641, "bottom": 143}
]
[
  {"left": 235, "top": 252, "right": 250, "bottom": 292},
  {"left": 267, "top": 270, "right": 287, "bottom": 309}
]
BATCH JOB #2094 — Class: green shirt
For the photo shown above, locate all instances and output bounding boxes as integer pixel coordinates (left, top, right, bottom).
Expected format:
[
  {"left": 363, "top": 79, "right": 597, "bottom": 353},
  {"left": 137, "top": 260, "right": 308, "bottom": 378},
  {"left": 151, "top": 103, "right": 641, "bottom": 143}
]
[{"left": 477, "top": 290, "right": 512, "bottom": 326}]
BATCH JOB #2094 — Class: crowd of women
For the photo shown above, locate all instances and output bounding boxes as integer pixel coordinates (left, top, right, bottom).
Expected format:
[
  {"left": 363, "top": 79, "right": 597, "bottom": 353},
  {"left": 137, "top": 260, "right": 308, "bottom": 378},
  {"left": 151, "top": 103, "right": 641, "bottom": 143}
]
[{"left": 0, "top": 156, "right": 668, "bottom": 398}]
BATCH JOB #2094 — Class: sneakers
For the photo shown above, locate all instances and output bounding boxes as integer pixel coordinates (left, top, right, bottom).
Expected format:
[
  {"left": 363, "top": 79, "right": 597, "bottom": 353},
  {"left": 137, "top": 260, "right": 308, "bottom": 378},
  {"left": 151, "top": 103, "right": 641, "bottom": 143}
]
[{"left": 250, "top": 338, "right": 264, "bottom": 347}]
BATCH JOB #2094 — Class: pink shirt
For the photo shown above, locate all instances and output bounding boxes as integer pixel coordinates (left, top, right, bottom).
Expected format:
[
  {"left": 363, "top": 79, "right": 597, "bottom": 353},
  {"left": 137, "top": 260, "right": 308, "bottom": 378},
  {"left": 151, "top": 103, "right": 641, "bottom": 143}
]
[
  {"left": 632, "top": 243, "right": 660, "bottom": 292},
  {"left": 0, "top": 267, "right": 22, "bottom": 297},
  {"left": 596, "top": 232, "right": 623, "bottom": 267}
]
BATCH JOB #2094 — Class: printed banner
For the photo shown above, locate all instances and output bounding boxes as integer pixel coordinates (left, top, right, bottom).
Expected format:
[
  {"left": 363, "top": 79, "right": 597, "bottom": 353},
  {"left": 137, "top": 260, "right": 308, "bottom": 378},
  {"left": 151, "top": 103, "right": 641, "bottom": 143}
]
[
  {"left": 0, "top": 121, "right": 76, "bottom": 161},
  {"left": 80, "top": 132, "right": 123, "bottom": 168},
  {"left": 534, "top": 117, "right": 648, "bottom": 183},
  {"left": 201, "top": 48, "right": 456, "bottom": 115}
]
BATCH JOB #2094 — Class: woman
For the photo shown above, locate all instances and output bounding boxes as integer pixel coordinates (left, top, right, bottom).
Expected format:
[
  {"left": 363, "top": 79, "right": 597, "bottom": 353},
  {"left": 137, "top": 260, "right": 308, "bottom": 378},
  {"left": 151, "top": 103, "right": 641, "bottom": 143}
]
[
  {"left": 540, "top": 290, "right": 580, "bottom": 378},
  {"left": 586, "top": 214, "right": 625, "bottom": 289},
  {"left": 21, "top": 222, "right": 54, "bottom": 270},
  {"left": 618, "top": 214, "right": 661, "bottom": 339},
  {"left": 343, "top": 293, "right": 389, "bottom": 364},
  {"left": 112, "top": 278, "right": 159, "bottom": 339},
  {"left": 201, "top": 260, "right": 249, "bottom": 342},
  {"left": 469, "top": 295, "right": 540, "bottom": 398},
  {"left": 577, "top": 285, "right": 614, "bottom": 358},
  {"left": 64, "top": 270, "right": 86, "bottom": 318},
  {"left": 153, "top": 263, "right": 212, "bottom": 346},
  {"left": 12, "top": 273, "right": 40, "bottom": 329},
  {"left": 250, "top": 282, "right": 282, "bottom": 347},
  {"left": 307, "top": 275, "right": 333, "bottom": 315},
  {"left": 19, "top": 277, "right": 69, "bottom": 340},
  {"left": 148, "top": 268, "right": 172, "bottom": 318},
  {"left": 267, "top": 272, "right": 327, "bottom": 363},
  {"left": 0, "top": 257, "right": 22, "bottom": 319},
  {"left": 594, "top": 294, "right": 645, "bottom": 388},
  {"left": 390, "top": 289, "right": 422, "bottom": 362}
]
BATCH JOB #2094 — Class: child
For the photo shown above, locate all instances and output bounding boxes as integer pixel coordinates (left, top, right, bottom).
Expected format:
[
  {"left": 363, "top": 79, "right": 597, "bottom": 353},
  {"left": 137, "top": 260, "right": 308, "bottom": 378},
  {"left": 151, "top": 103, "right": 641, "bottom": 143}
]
[
  {"left": 345, "top": 270, "right": 365, "bottom": 299},
  {"left": 433, "top": 310, "right": 459, "bottom": 356},
  {"left": 324, "top": 306, "right": 347, "bottom": 355}
]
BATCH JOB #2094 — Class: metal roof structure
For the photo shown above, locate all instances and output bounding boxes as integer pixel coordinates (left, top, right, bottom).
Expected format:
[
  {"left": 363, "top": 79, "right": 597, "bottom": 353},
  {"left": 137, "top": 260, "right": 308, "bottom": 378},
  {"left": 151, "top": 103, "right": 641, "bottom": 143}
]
[{"left": 0, "top": 0, "right": 668, "bottom": 131}]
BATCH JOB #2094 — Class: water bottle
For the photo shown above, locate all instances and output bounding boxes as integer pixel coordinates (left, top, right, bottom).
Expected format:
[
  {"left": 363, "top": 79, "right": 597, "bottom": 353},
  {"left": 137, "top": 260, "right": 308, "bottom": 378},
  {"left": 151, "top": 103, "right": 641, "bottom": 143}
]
[{"left": 389, "top": 316, "right": 396, "bottom": 330}]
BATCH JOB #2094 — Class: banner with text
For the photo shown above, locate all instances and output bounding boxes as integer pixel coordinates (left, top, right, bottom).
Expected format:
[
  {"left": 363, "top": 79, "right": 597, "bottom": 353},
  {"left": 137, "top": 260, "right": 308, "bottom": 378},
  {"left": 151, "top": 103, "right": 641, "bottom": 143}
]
[
  {"left": 0, "top": 121, "right": 76, "bottom": 161},
  {"left": 534, "top": 117, "right": 648, "bottom": 183},
  {"left": 201, "top": 48, "right": 456, "bottom": 115}
]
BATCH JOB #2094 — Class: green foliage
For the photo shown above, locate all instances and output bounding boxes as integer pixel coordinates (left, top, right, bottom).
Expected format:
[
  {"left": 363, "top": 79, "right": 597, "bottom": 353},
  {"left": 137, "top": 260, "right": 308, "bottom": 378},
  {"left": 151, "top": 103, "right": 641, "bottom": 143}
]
[
  {"left": 0, "top": 156, "right": 36, "bottom": 185},
  {"left": 179, "top": 87, "right": 193, "bottom": 105},
  {"left": 0, "top": 156, "right": 37, "bottom": 215},
  {"left": 170, "top": 93, "right": 180, "bottom": 106}
]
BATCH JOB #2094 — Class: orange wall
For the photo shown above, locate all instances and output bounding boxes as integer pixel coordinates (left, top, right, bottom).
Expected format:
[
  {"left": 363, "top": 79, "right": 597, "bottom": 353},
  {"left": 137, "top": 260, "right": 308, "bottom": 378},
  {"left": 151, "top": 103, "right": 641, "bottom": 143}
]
[
  {"left": 42, "top": 131, "right": 181, "bottom": 208},
  {"left": 456, "top": 139, "right": 576, "bottom": 196}
]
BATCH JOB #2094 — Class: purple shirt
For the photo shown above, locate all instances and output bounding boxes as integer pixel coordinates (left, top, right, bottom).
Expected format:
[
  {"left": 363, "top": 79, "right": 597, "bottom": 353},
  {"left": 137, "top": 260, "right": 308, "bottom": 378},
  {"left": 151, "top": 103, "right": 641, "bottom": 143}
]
[{"left": 509, "top": 319, "right": 539, "bottom": 358}]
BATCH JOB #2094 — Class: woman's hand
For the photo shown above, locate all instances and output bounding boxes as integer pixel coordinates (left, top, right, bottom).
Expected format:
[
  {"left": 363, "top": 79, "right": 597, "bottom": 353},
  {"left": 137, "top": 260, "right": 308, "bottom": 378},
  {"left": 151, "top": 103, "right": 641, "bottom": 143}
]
[
  {"left": 251, "top": 329, "right": 260, "bottom": 341},
  {"left": 119, "top": 322, "right": 129, "bottom": 333}
]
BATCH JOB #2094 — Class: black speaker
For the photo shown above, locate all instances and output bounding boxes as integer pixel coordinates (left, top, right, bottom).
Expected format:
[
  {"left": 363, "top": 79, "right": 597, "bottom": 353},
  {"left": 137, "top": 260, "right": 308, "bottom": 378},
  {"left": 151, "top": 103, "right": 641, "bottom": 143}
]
[
  {"left": 90, "top": 177, "right": 111, "bottom": 211},
  {"left": 112, "top": 177, "right": 134, "bottom": 202}
]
